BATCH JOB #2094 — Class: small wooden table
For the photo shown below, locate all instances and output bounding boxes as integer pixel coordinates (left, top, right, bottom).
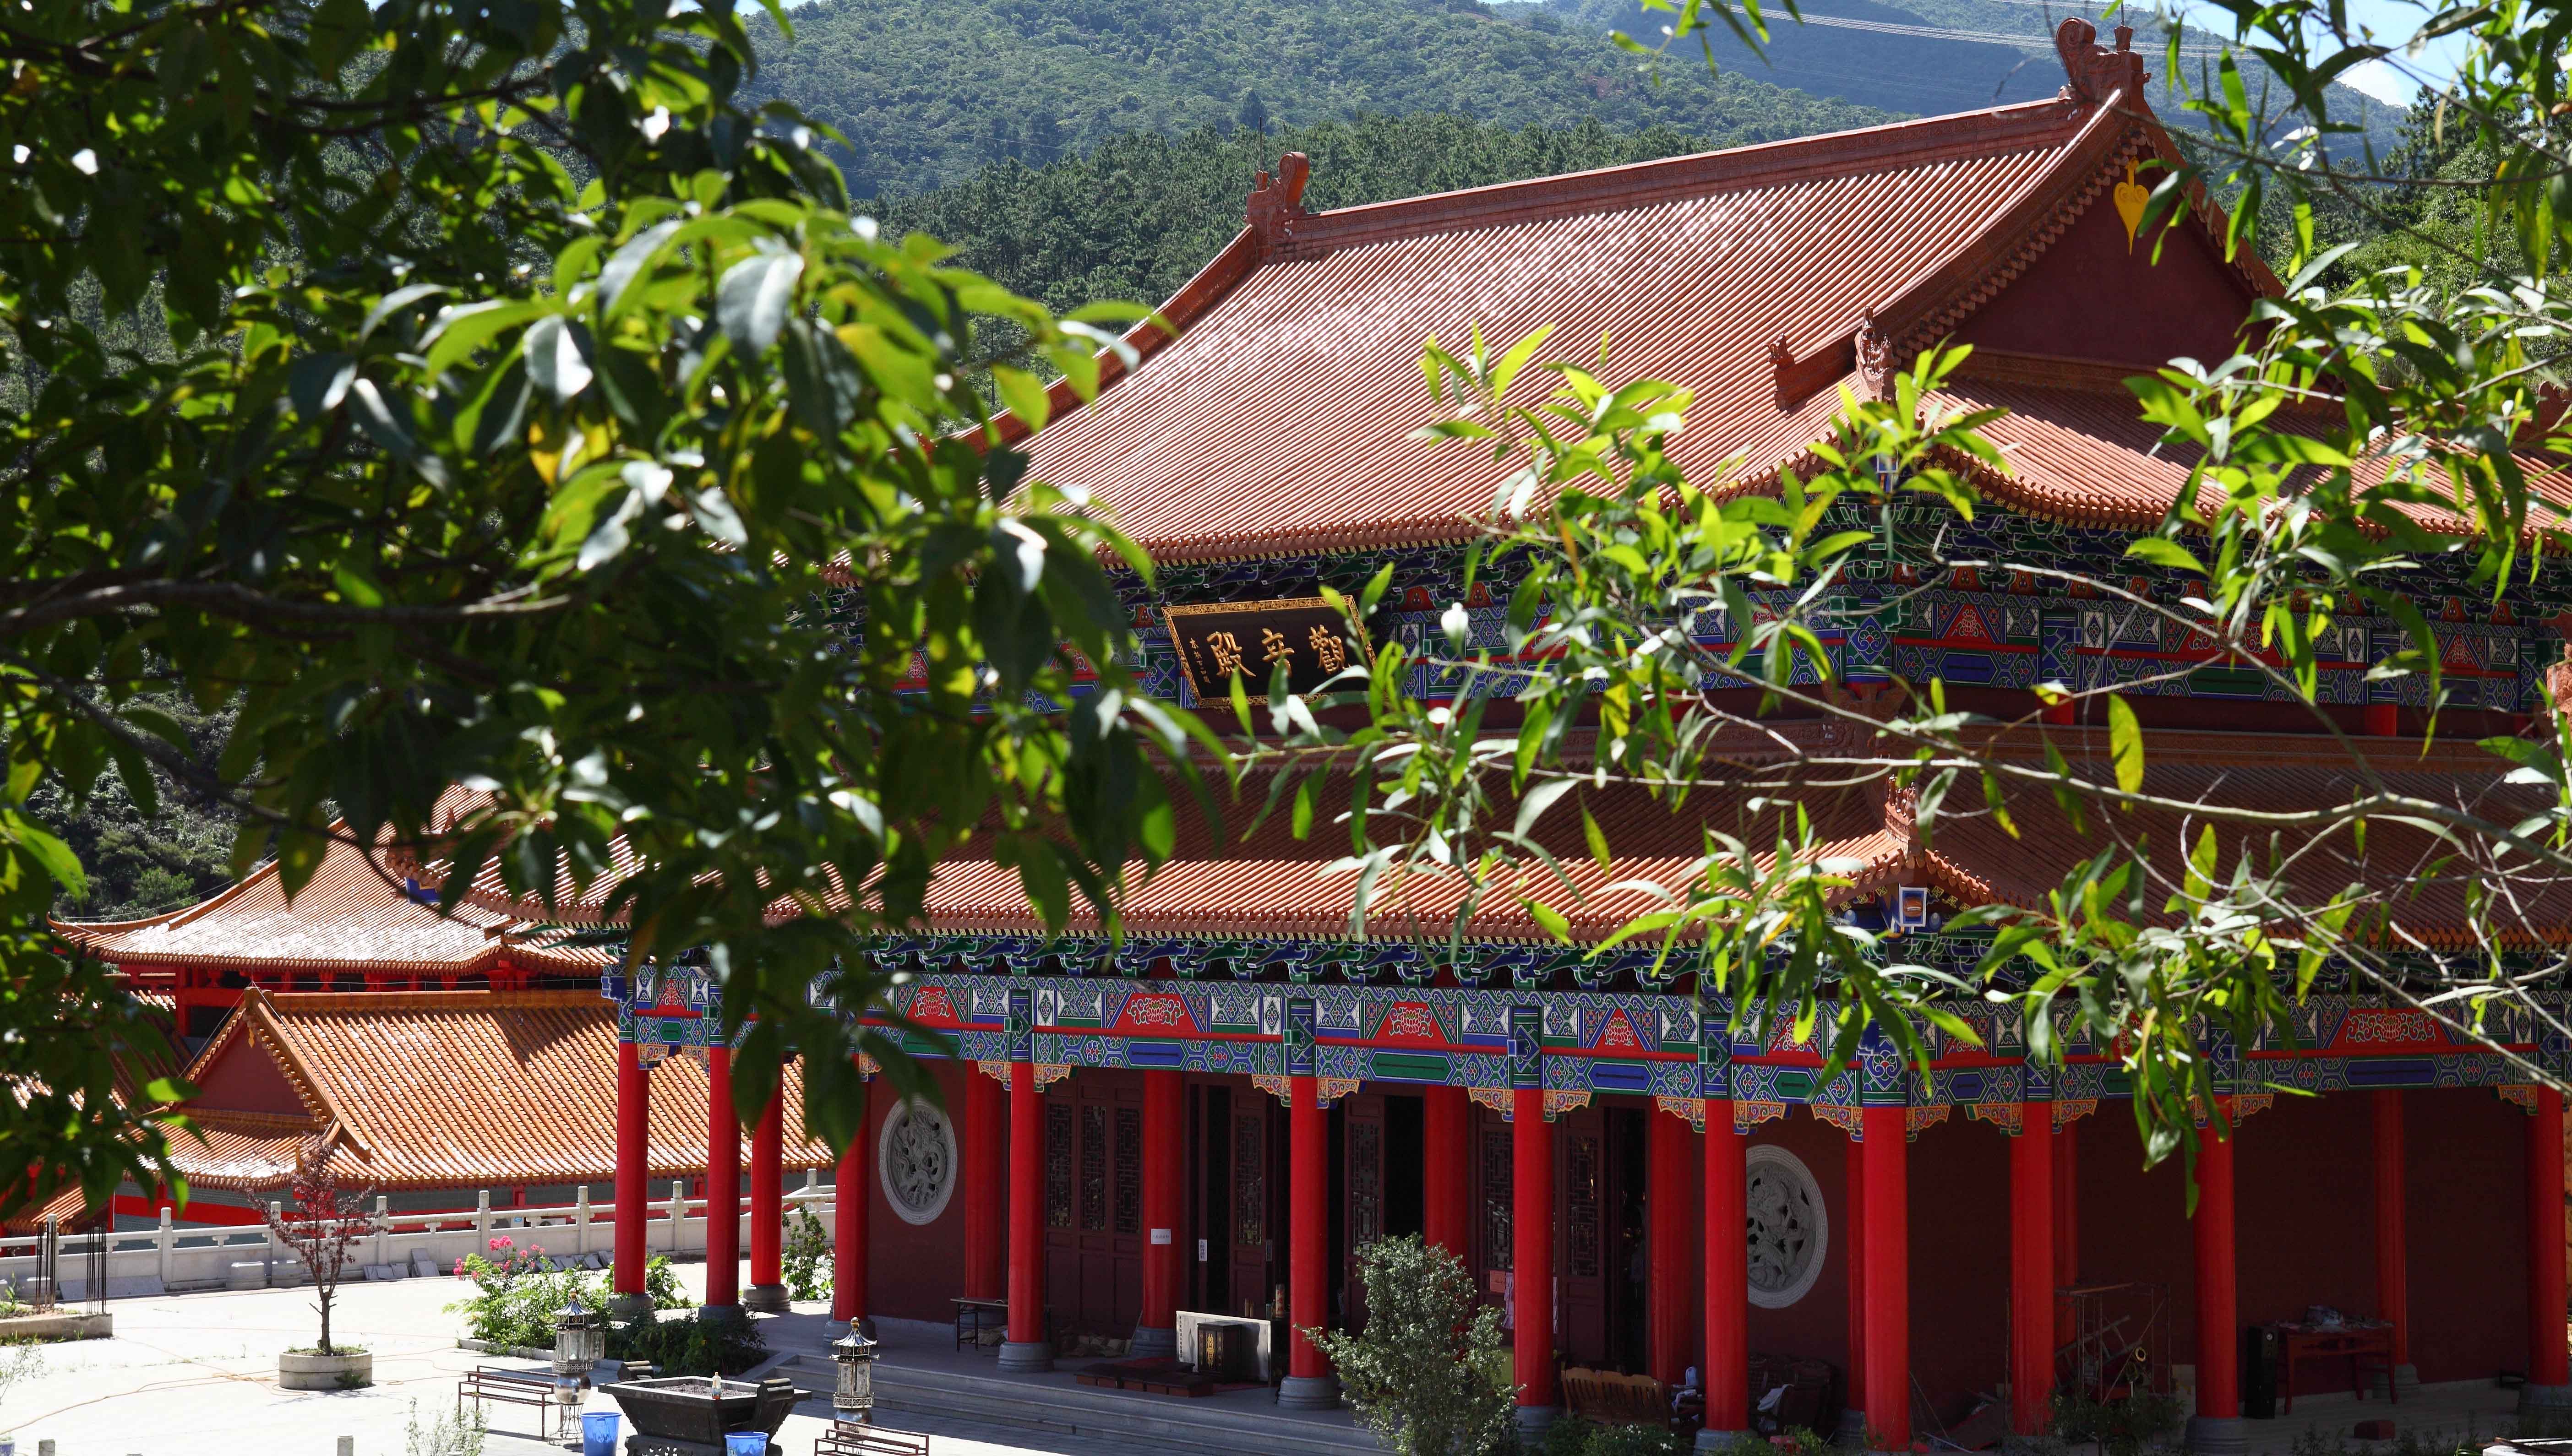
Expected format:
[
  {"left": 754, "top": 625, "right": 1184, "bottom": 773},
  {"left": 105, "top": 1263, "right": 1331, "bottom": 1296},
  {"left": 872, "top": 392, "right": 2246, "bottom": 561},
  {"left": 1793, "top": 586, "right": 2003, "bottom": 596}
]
[
  {"left": 2273, "top": 1322, "right": 2396, "bottom": 1414},
  {"left": 951, "top": 1296, "right": 1008, "bottom": 1353}
]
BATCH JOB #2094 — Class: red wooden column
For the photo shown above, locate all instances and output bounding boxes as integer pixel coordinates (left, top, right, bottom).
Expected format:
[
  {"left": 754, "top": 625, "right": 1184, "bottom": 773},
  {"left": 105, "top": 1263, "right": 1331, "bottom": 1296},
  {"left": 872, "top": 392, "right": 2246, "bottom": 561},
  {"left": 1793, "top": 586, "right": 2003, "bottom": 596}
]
[
  {"left": 1281, "top": 999, "right": 1340, "bottom": 1409},
  {"left": 613, "top": 1040, "right": 651, "bottom": 1314},
  {"left": 1647, "top": 1106, "right": 1697, "bottom": 1390},
  {"left": 2524, "top": 1087, "right": 2571, "bottom": 1414},
  {"left": 2372, "top": 1090, "right": 2414, "bottom": 1395},
  {"left": 704, "top": 1045, "right": 742, "bottom": 1315},
  {"left": 1134, "top": 1068, "right": 1185, "bottom": 1357},
  {"left": 745, "top": 1088, "right": 786, "bottom": 1311},
  {"left": 964, "top": 1067, "right": 1006, "bottom": 1300},
  {"left": 2053, "top": 1120, "right": 2078, "bottom": 1346},
  {"left": 1843, "top": 1136, "right": 1867, "bottom": 1439},
  {"left": 2187, "top": 1107, "right": 2244, "bottom": 1456},
  {"left": 1700, "top": 1095, "right": 1750, "bottom": 1450},
  {"left": 1859, "top": 1107, "right": 1909, "bottom": 1452},
  {"left": 1509, "top": 1006, "right": 1560, "bottom": 1429},
  {"left": 1000, "top": 1054, "right": 1053, "bottom": 1371},
  {"left": 1423, "top": 1085, "right": 1472, "bottom": 1262},
  {"left": 832, "top": 1073, "right": 869, "bottom": 1326},
  {"left": 2009, "top": 1106, "right": 2056, "bottom": 1435}
]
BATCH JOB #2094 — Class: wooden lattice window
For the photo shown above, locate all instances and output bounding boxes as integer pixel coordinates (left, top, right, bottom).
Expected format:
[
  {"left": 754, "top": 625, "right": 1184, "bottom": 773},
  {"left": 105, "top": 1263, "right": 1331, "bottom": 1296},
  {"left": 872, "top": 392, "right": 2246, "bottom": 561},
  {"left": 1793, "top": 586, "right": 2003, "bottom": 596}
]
[
  {"left": 1113, "top": 1106, "right": 1143, "bottom": 1235},
  {"left": 1481, "top": 1127, "right": 1512, "bottom": 1271},
  {"left": 1567, "top": 1134, "right": 1602, "bottom": 1279},
  {"left": 1080, "top": 1103, "right": 1109, "bottom": 1232},
  {"left": 1234, "top": 1114, "right": 1265, "bottom": 1249},
  {"left": 1045, "top": 1103, "right": 1074, "bottom": 1230}
]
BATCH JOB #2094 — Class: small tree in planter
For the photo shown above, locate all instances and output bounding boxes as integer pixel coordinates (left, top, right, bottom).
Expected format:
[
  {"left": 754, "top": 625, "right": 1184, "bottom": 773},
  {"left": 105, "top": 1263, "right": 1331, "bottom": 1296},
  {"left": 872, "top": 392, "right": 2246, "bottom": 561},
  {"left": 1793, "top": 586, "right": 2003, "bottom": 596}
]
[
  {"left": 1307, "top": 1234, "right": 1517, "bottom": 1456},
  {"left": 266, "top": 1145, "right": 380, "bottom": 1385}
]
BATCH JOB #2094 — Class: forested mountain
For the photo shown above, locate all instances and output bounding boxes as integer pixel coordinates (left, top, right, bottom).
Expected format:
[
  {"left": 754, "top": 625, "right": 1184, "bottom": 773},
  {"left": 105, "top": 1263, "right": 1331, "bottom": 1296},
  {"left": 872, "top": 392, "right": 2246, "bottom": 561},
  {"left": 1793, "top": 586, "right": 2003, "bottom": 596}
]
[
  {"left": 1551, "top": 0, "right": 2406, "bottom": 152},
  {"left": 876, "top": 113, "right": 1723, "bottom": 315},
  {"left": 750, "top": 0, "right": 1892, "bottom": 195}
]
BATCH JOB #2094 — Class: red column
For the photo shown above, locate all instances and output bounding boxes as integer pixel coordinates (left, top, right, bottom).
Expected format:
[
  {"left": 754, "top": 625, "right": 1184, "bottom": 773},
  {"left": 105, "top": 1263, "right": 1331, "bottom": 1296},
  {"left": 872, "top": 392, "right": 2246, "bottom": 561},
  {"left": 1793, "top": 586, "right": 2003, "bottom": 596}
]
[
  {"left": 705, "top": 1045, "right": 741, "bottom": 1311},
  {"left": 745, "top": 1089, "right": 786, "bottom": 1310},
  {"left": 2009, "top": 1113, "right": 2055, "bottom": 1435},
  {"left": 1844, "top": 1135, "right": 1867, "bottom": 1434},
  {"left": 2372, "top": 1091, "right": 2409, "bottom": 1379},
  {"left": 2190, "top": 1111, "right": 2241, "bottom": 1450},
  {"left": 964, "top": 1069, "right": 1006, "bottom": 1300},
  {"left": 1136, "top": 1069, "right": 1184, "bottom": 1356},
  {"left": 1423, "top": 1086, "right": 1472, "bottom": 1262},
  {"left": 1860, "top": 1108, "right": 1909, "bottom": 1451},
  {"left": 1513, "top": 1088, "right": 1559, "bottom": 1419},
  {"left": 2529, "top": 1088, "right": 2569, "bottom": 1388},
  {"left": 1647, "top": 1108, "right": 1696, "bottom": 1389},
  {"left": 2053, "top": 1120, "right": 2078, "bottom": 1347},
  {"left": 832, "top": 1074, "right": 869, "bottom": 1325},
  {"left": 1000, "top": 1061, "right": 1051, "bottom": 1370},
  {"left": 1281, "top": 1076, "right": 1338, "bottom": 1407},
  {"left": 614, "top": 1041, "right": 649, "bottom": 1306},
  {"left": 1703, "top": 1100, "right": 1750, "bottom": 1441}
]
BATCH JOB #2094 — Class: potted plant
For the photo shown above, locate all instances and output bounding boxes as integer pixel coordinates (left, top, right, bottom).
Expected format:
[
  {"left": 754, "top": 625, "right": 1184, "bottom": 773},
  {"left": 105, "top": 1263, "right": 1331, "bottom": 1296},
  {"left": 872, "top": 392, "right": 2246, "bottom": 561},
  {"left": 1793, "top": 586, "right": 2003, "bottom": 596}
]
[{"left": 267, "top": 1145, "right": 379, "bottom": 1390}]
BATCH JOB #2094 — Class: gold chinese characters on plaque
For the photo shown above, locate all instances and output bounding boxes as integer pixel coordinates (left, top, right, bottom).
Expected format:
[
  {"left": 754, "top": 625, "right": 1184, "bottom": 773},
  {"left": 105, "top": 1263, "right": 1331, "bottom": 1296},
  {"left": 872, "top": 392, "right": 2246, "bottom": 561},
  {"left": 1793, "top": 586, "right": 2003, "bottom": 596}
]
[{"left": 1163, "top": 597, "right": 1373, "bottom": 705}]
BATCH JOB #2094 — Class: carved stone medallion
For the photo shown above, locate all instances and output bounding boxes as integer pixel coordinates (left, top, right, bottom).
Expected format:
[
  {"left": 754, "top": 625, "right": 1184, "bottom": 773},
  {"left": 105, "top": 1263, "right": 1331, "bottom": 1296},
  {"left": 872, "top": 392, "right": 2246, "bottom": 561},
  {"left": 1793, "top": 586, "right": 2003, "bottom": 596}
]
[
  {"left": 1744, "top": 1143, "right": 1828, "bottom": 1309},
  {"left": 877, "top": 1098, "right": 959, "bottom": 1226}
]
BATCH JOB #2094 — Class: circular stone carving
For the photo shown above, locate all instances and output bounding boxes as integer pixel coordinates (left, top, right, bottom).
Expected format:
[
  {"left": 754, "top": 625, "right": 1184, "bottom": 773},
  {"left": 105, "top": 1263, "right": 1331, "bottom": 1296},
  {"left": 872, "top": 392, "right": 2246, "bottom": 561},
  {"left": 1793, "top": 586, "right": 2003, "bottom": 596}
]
[
  {"left": 877, "top": 1098, "right": 959, "bottom": 1226},
  {"left": 1744, "top": 1144, "right": 1828, "bottom": 1309}
]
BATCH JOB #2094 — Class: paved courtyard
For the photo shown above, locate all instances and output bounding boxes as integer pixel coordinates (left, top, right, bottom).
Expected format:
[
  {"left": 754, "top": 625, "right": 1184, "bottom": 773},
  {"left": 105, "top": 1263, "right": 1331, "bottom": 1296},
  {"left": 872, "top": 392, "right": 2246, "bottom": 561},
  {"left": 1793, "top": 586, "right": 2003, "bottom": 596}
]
[{"left": 0, "top": 1266, "right": 1077, "bottom": 1456}]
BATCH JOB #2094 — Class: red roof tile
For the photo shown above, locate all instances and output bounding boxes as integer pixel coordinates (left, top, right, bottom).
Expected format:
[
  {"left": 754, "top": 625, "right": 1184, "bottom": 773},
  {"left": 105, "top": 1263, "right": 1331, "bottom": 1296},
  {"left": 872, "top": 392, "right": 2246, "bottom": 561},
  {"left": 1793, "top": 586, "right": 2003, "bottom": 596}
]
[
  {"left": 53, "top": 830, "right": 611, "bottom": 977},
  {"left": 163, "top": 989, "right": 828, "bottom": 1191}
]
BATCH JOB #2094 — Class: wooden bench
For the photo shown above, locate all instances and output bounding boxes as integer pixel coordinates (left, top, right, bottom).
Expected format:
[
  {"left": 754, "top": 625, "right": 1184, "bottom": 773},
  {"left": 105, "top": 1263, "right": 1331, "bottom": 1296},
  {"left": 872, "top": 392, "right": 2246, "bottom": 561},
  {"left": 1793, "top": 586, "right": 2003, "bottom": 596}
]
[
  {"left": 458, "top": 1365, "right": 568, "bottom": 1440},
  {"left": 815, "top": 1421, "right": 932, "bottom": 1456},
  {"left": 951, "top": 1295, "right": 1008, "bottom": 1352},
  {"left": 1563, "top": 1366, "right": 1673, "bottom": 1429}
]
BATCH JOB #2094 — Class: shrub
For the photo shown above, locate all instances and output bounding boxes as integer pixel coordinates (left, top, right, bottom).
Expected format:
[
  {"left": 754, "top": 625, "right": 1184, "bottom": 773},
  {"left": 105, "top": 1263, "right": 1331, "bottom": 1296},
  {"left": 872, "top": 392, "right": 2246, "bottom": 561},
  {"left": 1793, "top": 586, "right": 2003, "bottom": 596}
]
[
  {"left": 1305, "top": 1234, "right": 1516, "bottom": 1456},
  {"left": 644, "top": 1254, "right": 692, "bottom": 1311},
  {"left": 404, "top": 1397, "right": 487, "bottom": 1456},
  {"left": 783, "top": 1205, "right": 832, "bottom": 1302},
  {"left": 2052, "top": 1390, "right": 2184, "bottom": 1456},
  {"left": 609, "top": 1312, "right": 768, "bottom": 1377},
  {"left": 447, "top": 1239, "right": 609, "bottom": 1349}
]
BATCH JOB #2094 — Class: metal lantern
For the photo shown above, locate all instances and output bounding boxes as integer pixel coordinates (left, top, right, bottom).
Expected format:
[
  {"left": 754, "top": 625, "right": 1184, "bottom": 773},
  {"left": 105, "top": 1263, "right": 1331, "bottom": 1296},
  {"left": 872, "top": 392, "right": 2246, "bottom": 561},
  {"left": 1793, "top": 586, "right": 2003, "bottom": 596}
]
[
  {"left": 552, "top": 1293, "right": 607, "bottom": 1387},
  {"left": 829, "top": 1322, "right": 879, "bottom": 1422}
]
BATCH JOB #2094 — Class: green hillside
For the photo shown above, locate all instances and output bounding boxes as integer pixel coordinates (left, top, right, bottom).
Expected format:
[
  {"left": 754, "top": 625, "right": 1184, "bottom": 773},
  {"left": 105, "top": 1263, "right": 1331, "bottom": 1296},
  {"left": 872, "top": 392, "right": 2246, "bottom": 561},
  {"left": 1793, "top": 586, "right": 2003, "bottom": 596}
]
[
  {"left": 876, "top": 112, "right": 1722, "bottom": 316},
  {"left": 751, "top": 0, "right": 1896, "bottom": 196}
]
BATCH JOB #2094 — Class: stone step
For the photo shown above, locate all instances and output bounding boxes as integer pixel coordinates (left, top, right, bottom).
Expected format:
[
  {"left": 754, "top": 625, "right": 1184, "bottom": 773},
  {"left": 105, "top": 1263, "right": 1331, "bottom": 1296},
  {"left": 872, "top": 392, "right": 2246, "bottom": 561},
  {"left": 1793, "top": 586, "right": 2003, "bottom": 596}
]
[{"left": 766, "top": 1353, "right": 1379, "bottom": 1456}]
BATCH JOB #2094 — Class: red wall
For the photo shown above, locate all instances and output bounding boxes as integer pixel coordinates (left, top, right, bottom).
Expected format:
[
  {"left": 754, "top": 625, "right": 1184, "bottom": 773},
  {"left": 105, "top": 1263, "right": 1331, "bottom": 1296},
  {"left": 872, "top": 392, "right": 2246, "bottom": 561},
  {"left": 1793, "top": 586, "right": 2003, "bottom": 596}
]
[
  {"left": 194, "top": 1039, "right": 308, "bottom": 1116},
  {"left": 1744, "top": 1114, "right": 1856, "bottom": 1372},
  {"left": 1908, "top": 1115, "right": 2013, "bottom": 1423},
  {"left": 863, "top": 1059, "right": 978, "bottom": 1323},
  {"left": 2075, "top": 1087, "right": 2528, "bottom": 1389},
  {"left": 1956, "top": 190, "right": 2258, "bottom": 369}
]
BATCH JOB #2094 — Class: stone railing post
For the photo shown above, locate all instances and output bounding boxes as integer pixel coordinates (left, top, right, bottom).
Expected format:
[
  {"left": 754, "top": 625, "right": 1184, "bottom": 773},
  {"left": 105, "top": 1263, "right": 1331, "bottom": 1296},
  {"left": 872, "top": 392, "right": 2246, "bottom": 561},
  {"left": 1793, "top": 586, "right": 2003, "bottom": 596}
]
[
  {"left": 575, "top": 1186, "right": 591, "bottom": 1256},
  {"left": 475, "top": 1189, "right": 492, "bottom": 1242},
  {"left": 667, "top": 1180, "right": 686, "bottom": 1253},
  {"left": 373, "top": 1197, "right": 389, "bottom": 1266},
  {"left": 155, "top": 1207, "right": 172, "bottom": 1289},
  {"left": 265, "top": 1201, "right": 282, "bottom": 1286}
]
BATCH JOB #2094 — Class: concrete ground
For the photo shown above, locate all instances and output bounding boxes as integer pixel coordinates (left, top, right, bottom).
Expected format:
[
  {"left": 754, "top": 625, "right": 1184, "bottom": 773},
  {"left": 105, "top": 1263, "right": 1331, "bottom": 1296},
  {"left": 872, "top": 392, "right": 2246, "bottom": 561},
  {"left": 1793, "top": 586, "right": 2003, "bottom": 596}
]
[{"left": 0, "top": 1264, "right": 1071, "bottom": 1456}]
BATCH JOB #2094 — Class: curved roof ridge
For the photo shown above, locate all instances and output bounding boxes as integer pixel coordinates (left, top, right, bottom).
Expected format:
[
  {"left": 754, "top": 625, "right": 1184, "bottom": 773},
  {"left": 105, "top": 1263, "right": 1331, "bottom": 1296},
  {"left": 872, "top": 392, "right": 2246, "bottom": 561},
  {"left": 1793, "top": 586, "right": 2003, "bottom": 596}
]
[{"left": 1286, "top": 97, "right": 2089, "bottom": 258}]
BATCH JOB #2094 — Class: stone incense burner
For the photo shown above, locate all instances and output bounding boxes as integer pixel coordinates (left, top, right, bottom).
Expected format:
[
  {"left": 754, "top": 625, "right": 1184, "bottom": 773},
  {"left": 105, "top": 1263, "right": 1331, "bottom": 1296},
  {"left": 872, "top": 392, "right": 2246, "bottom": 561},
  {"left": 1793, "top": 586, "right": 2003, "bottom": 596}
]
[{"left": 601, "top": 1372, "right": 800, "bottom": 1454}]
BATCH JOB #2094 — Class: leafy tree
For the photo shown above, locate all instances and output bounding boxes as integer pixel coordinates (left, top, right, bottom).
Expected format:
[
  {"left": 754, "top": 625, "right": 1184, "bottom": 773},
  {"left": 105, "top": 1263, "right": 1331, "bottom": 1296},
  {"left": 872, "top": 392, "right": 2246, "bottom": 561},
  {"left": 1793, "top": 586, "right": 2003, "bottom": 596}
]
[
  {"left": 0, "top": 0, "right": 1201, "bottom": 1221},
  {"left": 1238, "top": 90, "right": 1271, "bottom": 136},
  {"left": 1305, "top": 1235, "right": 1516, "bottom": 1456},
  {"left": 29, "top": 690, "right": 240, "bottom": 921},
  {"left": 266, "top": 1146, "right": 378, "bottom": 1358}
]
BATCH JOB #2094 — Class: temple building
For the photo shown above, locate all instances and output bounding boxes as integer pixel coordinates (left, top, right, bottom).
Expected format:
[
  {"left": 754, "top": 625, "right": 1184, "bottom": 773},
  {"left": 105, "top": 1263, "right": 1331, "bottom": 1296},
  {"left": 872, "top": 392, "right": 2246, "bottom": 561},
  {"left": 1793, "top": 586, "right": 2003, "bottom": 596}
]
[
  {"left": 51, "top": 841, "right": 830, "bottom": 1297},
  {"left": 76, "top": 18, "right": 2572, "bottom": 1453}
]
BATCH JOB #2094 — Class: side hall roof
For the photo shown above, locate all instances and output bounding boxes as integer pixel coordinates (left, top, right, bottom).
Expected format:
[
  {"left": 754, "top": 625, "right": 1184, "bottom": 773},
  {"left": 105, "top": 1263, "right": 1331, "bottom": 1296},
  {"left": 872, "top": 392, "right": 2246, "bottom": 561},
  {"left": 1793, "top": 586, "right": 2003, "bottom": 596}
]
[
  {"left": 50, "top": 828, "right": 612, "bottom": 978},
  {"left": 163, "top": 989, "right": 827, "bottom": 1192}
]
